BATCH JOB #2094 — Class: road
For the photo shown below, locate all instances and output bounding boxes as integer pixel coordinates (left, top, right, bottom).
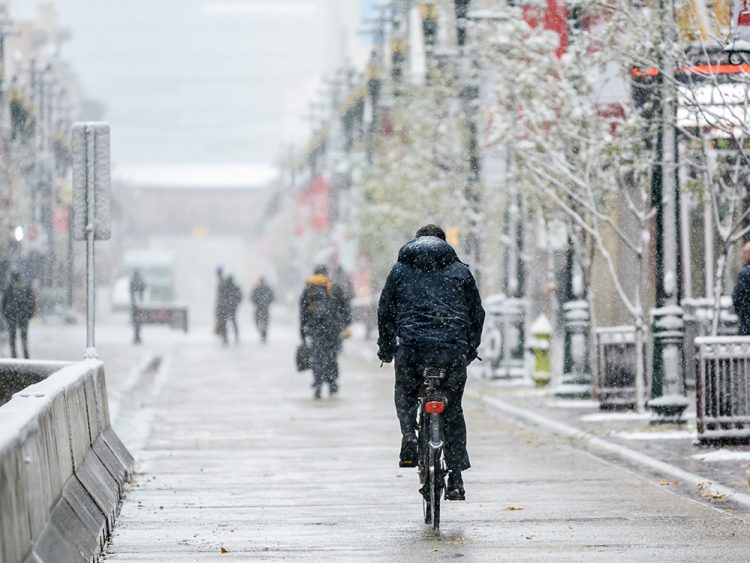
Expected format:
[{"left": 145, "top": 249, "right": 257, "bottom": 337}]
[{"left": 101, "top": 320, "right": 750, "bottom": 561}]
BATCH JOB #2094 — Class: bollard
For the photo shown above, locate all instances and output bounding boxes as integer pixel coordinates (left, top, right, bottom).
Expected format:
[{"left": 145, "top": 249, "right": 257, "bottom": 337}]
[{"left": 529, "top": 314, "right": 552, "bottom": 387}]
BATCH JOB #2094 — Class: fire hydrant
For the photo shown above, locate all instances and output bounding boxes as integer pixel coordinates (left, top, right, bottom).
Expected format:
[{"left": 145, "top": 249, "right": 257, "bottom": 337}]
[{"left": 529, "top": 314, "right": 552, "bottom": 387}]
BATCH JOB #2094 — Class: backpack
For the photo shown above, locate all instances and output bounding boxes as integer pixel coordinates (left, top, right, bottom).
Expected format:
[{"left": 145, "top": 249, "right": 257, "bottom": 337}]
[{"left": 306, "top": 282, "right": 335, "bottom": 321}]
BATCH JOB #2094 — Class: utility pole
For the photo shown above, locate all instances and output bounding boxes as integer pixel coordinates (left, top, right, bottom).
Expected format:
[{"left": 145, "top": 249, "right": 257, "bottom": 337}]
[
  {"left": 0, "top": 9, "right": 13, "bottom": 279},
  {"left": 454, "top": 0, "right": 482, "bottom": 285}
]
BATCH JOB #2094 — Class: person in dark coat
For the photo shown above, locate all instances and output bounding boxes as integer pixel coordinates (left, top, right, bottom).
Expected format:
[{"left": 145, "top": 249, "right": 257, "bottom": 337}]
[
  {"left": 377, "top": 224, "right": 484, "bottom": 501},
  {"left": 130, "top": 269, "right": 146, "bottom": 344},
  {"left": 2, "top": 270, "right": 36, "bottom": 358},
  {"left": 251, "top": 277, "right": 274, "bottom": 342},
  {"left": 224, "top": 275, "right": 242, "bottom": 344},
  {"left": 300, "top": 265, "right": 351, "bottom": 399},
  {"left": 215, "top": 267, "right": 230, "bottom": 345},
  {"left": 733, "top": 242, "right": 750, "bottom": 335}
]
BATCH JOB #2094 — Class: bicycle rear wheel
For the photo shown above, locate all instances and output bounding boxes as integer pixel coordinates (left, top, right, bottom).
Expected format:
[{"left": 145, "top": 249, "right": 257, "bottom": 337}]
[{"left": 429, "top": 448, "right": 440, "bottom": 530}]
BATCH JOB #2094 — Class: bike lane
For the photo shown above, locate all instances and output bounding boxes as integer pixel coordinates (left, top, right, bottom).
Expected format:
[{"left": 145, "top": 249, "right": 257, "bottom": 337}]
[{"left": 104, "top": 327, "right": 750, "bottom": 561}]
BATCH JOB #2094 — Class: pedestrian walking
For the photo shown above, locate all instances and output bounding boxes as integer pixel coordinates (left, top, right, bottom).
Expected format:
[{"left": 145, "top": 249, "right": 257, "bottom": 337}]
[
  {"left": 215, "top": 267, "right": 229, "bottom": 345},
  {"left": 299, "top": 265, "right": 351, "bottom": 399},
  {"left": 2, "top": 269, "right": 36, "bottom": 359},
  {"left": 130, "top": 269, "right": 146, "bottom": 344},
  {"left": 377, "top": 224, "right": 484, "bottom": 501},
  {"left": 732, "top": 241, "right": 750, "bottom": 335},
  {"left": 251, "top": 277, "right": 274, "bottom": 342},
  {"left": 224, "top": 275, "right": 242, "bottom": 344}
]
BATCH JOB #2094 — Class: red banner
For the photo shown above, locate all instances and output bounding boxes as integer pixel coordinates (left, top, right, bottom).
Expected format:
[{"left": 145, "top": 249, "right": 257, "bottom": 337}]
[
  {"left": 524, "top": 0, "right": 568, "bottom": 58},
  {"left": 309, "top": 175, "right": 329, "bottom": 232},
  {"left": 295, "top": 175, "right": 330, "bottom": 236}
]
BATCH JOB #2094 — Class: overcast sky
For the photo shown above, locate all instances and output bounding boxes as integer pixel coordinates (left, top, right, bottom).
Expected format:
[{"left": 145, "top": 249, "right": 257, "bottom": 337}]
[{"left": 13, "top": 0, "right": 374, "bottom": 179}]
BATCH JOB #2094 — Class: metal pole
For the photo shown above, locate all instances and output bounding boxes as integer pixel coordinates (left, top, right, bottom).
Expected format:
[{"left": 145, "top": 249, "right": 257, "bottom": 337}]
[
  {"left": 454, "top": 0, "right": 482, "bottom": 285},
  {"left": 649, "top": 0, "right": 687, "bottom": 421},
  {"left": 84, "top": 126, "right": 97, "bottom": 359}
]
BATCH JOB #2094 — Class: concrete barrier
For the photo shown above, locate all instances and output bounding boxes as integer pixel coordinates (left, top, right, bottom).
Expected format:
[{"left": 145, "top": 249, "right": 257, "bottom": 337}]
[
  {"left": 0, "top": 360, "right": 71, "bottom": 406},
  {"left": 0, "top": 359, "right": 133, "bottom": 563}
]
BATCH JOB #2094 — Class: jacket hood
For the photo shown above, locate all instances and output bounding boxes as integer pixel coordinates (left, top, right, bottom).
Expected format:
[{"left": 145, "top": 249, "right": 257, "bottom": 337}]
[
  {"left": 306, "top": 274, "right": 334, "bottom": 295},
  {"left": 398, "top": 236, "right": 458, "bottom": 272}
]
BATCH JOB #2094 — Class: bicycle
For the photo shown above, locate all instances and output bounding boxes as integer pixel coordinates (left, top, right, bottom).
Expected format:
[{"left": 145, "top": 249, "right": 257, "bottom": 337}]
[{"left": 417, "top": 365, "right": 448, "bottom": 531}]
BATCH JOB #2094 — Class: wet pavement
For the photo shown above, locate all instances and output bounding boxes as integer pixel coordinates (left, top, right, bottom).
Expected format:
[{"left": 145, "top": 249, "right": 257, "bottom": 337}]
[
  {"left": 100, "top": 321, "right": 750, "bottom": 562},
  {"left": 476, "top": 384, "right": 750, "bottom": 513}
]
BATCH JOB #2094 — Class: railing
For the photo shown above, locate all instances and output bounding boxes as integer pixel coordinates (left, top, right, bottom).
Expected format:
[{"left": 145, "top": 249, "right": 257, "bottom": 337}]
[
  {"left": 683, "top": 297, "right": 738, "bottom": 390},
  {"left": 595, "top": 326, "right": 642, "bottom": 410},
  {"left": 694, "top": 336, "right": 750, "bottom": 444}
]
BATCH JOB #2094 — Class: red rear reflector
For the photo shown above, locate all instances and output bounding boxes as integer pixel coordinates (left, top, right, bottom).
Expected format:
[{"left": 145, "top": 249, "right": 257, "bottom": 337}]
[{"left": 425, "top": 401, "right": 445, "bottom": 414}]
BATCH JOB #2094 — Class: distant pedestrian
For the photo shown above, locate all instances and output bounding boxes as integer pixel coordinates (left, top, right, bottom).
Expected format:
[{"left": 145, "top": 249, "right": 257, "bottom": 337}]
[
  {"left": 251, "top": 277, "right": 274, "bottom": 343},
  {"left": 215, "top": 267, "right": 229, "bottom": 344},
  {"left": 130, "top": 269, "right": 146, "bottom": 344},
  {"left": 732, "top": 241, "right": 750, "bottom": 335},
  {"left": 224, "top": 275, "right": 242, "bottom": 344},
  {"left": 299, "top": 265, "right": 351, "bottom": 399},
  {"left": 2, "top": 270, "right": 36, "bottom": 358}
]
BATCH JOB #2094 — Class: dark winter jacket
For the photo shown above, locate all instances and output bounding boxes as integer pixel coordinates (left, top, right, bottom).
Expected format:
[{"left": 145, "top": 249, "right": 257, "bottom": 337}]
[
  {"left": 377, "top": 236, "right": 485, "bottom": 364},
  {"left": 130, "top": 273, "right": 145, "bottom": 305},
  {"left": 299, "top": 274, "right": 351, "bottom": 340},
  {"left": 733, "top": 265, "right": 750, "bottom": 335},
  {"left": 2, "top": 280, "right": 36, "bottom": 324},
  {"left": 251, "top": 284, "right": 274, "bottom": 310}
]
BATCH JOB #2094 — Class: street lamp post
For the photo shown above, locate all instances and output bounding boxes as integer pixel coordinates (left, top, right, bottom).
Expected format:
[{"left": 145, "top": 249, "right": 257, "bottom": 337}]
[
  {"left": 556, "top": 234, "right": 592, "bottom": 397},
  {"left": 648, "top": 0, "right": 689, "bottom": 422},
  {"left": 556, "top": 4, "right": 592, "bottom": 398}
]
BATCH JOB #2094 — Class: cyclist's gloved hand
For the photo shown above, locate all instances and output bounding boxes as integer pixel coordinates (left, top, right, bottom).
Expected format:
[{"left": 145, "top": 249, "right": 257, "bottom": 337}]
[
  {"left": 467, "top": 348, "right": 478, "bottom": 363},
  {"left": 377, "top": 348, "right": 394, "bottom": 364}
]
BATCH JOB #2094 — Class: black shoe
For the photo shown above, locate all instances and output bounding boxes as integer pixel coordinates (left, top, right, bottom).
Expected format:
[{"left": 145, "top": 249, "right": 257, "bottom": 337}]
[
  {"left": 313, "top": 387, "right": 322, "bottom": 400},
  {"left": 399, "top": 432, "right": 418, "bottom": 468},
  {"left": 446, "top": 471, "right": 465, "bottom": 501}
]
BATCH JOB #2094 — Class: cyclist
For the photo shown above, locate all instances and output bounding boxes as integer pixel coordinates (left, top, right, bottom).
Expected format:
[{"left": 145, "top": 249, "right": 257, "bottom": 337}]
[{"left": 377, "top": 224, "right": 484, "bottom": 501}]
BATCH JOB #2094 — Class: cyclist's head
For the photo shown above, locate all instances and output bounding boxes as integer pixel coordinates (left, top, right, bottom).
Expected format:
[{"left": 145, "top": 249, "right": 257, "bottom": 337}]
[
  {"left": 314, "top": 264, "right": 328, "bottom": 276},
  {"left": 415, "top": 224, "right": 446, "bottom": 240}
]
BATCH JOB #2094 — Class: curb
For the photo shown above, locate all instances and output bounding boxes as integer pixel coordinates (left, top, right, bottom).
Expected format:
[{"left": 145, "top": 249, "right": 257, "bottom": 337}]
[{"left": 482, "top": 395, "right": 750, "bottom": 511}]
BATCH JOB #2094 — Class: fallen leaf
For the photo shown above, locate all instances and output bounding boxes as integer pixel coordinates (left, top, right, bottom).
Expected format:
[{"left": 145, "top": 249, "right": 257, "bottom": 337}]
[
  {"left": 697, "top": 481, "right": 711, "bottom": 490},
  {"left": 220, "top": 547, "right": 228, "bottom": 554},
  {"left": 741, "top": 464, "right": 748, "bottom": 469},
  {"left": 747, "top": 480, "right": 750, "bottom": 488},
  {"left": 504, "top": 505, "right": 524, "bottom": 511},
  {"left": 659, "top": 479, "right": 670, "bottom": 486},
  {"left": 672, "top": 481, "right": 681, "bottom": 486},
  {"left": 450, "top": 538, "right": 466, "bottom": 545},
  {"left": 525, "top": 535, "right": 535, "bottom": 540},
  {"left": 701, "top": 490, "right": 728, "bottom": 501},
  {"left": 159, "top": 506, "right": 164, "bottom": 510}
]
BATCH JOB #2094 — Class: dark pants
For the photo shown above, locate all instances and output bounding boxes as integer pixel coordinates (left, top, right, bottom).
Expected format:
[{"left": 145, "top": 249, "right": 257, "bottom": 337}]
[
  {"left": 394, "top": 348, "right": 470, "bottom": 472},
  {"left": 7, "top": 320, "right": 29, "bottom": 359},
  {"left": 131, "top": 305, "right": 142, "bottom": 344},
  {"left": 310, "top": 335, "right": 339, "bottom": 393},
  {"left": 255, "top": 307, "right": 269, "bottom": 341},
  {"left": 227, "top": 312, "right": 239, "bottom": 343}
]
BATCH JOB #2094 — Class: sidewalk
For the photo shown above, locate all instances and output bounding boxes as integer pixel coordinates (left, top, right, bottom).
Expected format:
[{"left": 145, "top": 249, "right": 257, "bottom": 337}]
[
  {"left": 6, "top": 312, "right": 184, "bottom": 429},
  {"left": 476, "top": 380, "right": 750, "bottom": 514},
  {"left": 103, "top": 325, "right": 750, "bottom": 561}
]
